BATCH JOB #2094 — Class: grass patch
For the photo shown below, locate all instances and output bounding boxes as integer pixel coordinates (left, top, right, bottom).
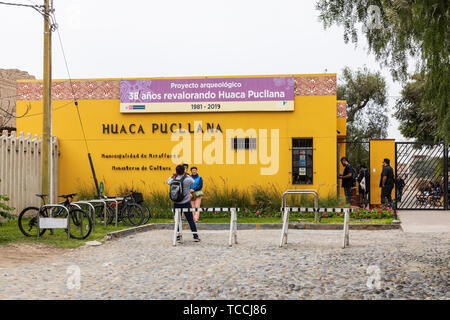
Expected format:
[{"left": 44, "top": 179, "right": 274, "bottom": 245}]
[{"left": 0, "top": 219, "right": 136, "bottom": 249}]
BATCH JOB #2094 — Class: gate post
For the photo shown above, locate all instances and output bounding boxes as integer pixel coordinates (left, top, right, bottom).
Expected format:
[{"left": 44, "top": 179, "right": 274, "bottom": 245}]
[{"left": 444, "top": 144, "right": 448, "bottom": 211}]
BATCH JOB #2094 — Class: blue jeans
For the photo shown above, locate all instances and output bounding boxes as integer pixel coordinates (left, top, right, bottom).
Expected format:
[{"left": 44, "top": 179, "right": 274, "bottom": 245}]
[
  {"left": 174, "top": 202, "right": 198, "bottom": 239},
  {"left": 344, "top": 187, "right": 352, "bottom": 205}
]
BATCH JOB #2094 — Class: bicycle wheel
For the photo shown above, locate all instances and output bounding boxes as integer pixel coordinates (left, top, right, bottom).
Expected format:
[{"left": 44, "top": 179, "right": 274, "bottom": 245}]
[
  {"left": 140, "top": 203, "right": 151, "bottom": 225},
  {"left": 18, "top": 206, "right": 48, "bottom": 237},
  {"left": 93, "top": 204, "right": 115, "bottom": 225},
  {"left": 67, "top": 208, "right": 92, "bottom": 239},
  {"left": 124, "top": 203, "right": 145, "bottom": 226}
]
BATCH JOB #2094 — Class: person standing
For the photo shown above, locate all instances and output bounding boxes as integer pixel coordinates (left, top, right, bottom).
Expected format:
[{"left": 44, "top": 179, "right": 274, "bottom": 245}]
[
  {"left": 357, "top": 164, "right": 370, "bottom": 209},
  {"left": 379, "top": 158, "right": 395, "bottom": 206},
  {"left": 167, "top": 164, "right": 200, "bottom": 242},
  {"left": 190, "top": 166, "right": 204, "bottom": 222},
  {"left": 395, "top": 175, "right": 405, "bottom": 203},
  {"left": 339, "top": 157, "right": 355, "bottom": 205}
]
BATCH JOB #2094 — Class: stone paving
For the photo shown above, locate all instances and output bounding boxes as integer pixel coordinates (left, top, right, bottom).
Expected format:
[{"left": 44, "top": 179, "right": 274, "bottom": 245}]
[{"left": 0, "top": 229, "right": 448, "bottom": 300}]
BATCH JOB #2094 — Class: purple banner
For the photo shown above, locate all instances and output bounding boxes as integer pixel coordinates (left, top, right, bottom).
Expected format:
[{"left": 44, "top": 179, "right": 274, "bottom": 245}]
[{"left": 120, "top": 77, "right": 294, "bottom": 103}]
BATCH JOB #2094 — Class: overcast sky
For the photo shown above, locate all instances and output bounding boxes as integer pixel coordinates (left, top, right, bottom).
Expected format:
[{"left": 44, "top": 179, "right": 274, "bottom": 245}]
[{"left": 1, "top": 0, "right": 411, "bottom": 140}]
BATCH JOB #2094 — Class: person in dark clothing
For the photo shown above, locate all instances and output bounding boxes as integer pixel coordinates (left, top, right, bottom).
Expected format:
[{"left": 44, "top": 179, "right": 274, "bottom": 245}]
[
  {"left": 357, "top": 164, "right": 370, "bottom": 209},
  {"left": 339, "top": 157, "right": 355, "bottom": 205},
  {"left": 167, "top": 164, "right": 200, "bottom": 242},
  {"left": 426, "top": 182, "right": 442, "bottom": 206},
  {"left": 395, "top": 175, "right": 406, "bottom": 202},
  {"left": 379, "top": 158, "right": 395, "bottom": 206}
]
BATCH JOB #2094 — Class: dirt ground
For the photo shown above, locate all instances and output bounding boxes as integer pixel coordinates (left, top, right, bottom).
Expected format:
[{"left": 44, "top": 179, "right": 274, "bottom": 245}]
[{"left": 0, "top": 243, "right": 67, "bottom": 268}]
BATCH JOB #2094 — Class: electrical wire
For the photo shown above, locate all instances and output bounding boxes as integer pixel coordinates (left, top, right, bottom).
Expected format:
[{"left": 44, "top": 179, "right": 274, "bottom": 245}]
[
  {"left": 51, "top": 10, "right": 90, "bottom": 153},
  {"left": 0, "top": 101, "right": 31, "bottom": 118},
  {"left": 0, "top": 1, "right": 42, "bottom": 8}
]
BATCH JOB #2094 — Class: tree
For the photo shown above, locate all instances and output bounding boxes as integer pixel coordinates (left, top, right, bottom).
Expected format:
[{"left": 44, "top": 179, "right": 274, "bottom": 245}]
[
  {"left": 338, "top": 66, "right": 388, "bottom": 141},
  {"left": 337, "top": 66, "right": 388, "bottom": 166},
  {"left": 394, "top": 74, "right": 439, "bottom": 142},
  {"left": 316, "top": 0, "right": 450, "bottom": 143}
]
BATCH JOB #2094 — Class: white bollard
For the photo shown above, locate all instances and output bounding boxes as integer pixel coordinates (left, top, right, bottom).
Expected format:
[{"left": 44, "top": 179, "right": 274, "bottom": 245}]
[
  {"left": 173, "top": 208, "right": 180, "bottom": 246},
  {"left": 342, "top": 209, "right": 350, "bottom": 248},
  {"left": 233, "top": 208, "right": 238, "bottom": 245},
  {"left": 178, "top": 209, "right": 183, "bottom": 243},
  {"left": 229, "top": 208, "right": 238, "bottom": 247},
  {"left": 279, "top": 207, "right": 289, "bottom": 247}
]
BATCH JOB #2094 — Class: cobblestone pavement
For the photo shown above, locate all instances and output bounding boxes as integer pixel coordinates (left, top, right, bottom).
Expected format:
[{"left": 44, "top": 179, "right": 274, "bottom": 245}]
[{"left": 0, "top": 230, "right": 448, "bottom": 300}]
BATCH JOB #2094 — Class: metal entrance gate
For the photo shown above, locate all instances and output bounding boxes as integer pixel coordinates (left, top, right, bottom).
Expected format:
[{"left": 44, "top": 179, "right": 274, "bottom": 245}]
[{"left": 395, "top": 142, "right": 449, "bottom": 210}]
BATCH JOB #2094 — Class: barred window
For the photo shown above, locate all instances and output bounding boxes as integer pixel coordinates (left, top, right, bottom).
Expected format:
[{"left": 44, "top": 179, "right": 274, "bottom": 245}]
[
  {"left": 231, "top": 137, "right": 257, "bottom": 150},
  {"left": 292, "top": 138, "right": 313, "bottom": 185}
]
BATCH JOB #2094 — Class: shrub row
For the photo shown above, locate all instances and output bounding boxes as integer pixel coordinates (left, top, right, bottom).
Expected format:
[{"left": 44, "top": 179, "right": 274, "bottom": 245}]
[{"left": 75, "top": 180, "right": 394, "bottom": 219}]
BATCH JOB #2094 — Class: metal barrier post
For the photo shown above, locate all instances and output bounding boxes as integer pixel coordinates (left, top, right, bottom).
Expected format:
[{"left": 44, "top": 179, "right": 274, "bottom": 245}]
[
  {"left": 228, "top": 208, "right": 238, "bottom": 247},
  {"left": 172, "top": 208, "right": 240, "bottom": 246},
  {"left": 280, "top": 190, "right": 318, "bottom": 247},
  {"left": 173, "top": 209, "right": 180, "bottom": 246},
  {"left": 179, "top": 208, "right": 183, "bottom": 242},
  {"left": 280, "top": 207, "right": 290, "bottom": 247},
  {"left": 342, "top": 208, "right": 350, "bottom": 248},
  {"left": 232, "top": 208, "right": 237, "bottom": 245}
]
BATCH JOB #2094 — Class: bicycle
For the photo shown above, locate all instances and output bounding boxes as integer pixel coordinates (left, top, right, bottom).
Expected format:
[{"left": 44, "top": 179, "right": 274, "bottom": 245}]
[
  {"left": 129, "top": 190, "right": 151, "bottom": 225},
  {"left": 18, "top": 193, "right": 93, "bottom": 239},
  {"left": 92, "top": 193, "right": 146, "bottom": 227}
]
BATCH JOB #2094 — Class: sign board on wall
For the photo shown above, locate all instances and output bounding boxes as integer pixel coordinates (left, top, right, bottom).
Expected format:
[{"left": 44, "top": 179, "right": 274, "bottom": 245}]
[{"left": 120, "top": 77, "right": 295, "bottom": 113}]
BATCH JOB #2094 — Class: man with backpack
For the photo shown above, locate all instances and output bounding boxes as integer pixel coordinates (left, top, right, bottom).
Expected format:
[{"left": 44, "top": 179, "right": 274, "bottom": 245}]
[
  {"left": 339, "top": 157, "right": 356, "bottom": 205},
  {"left": 167, "top": 164, "right": 200, "bottom": 242}
]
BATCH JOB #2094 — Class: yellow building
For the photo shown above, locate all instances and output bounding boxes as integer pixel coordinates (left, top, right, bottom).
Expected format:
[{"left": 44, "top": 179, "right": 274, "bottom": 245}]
[{"left": 16, "top": 74, "right": 348, "bottom": 200}]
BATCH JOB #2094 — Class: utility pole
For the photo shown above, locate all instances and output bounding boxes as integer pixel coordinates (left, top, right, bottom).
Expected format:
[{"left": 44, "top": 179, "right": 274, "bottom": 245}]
[{"left": 41, "top": 0, "right": 52, "bottom": 201}]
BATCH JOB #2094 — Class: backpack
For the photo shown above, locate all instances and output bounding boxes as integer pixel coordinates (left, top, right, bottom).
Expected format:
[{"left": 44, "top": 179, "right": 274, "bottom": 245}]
[
  {"left": 350, "top": 166, "right": 358, "bottom": 187},
  {"left": 169, "top": 176, "right": 186, "bottom": 202}
]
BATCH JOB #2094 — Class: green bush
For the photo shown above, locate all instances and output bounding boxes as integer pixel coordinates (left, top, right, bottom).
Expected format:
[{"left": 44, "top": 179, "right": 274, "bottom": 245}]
[
  {"left": 72, "top": 180, "right": 390, "bottom": 220},
  {"left": 0, "top": 180, "right": 14, "bottom": 221}
]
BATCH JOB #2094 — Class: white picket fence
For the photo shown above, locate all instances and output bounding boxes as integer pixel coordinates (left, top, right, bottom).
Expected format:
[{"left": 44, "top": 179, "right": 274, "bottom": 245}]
[{"left": 0, "top": 130, "right": 58, "bottom": 216}]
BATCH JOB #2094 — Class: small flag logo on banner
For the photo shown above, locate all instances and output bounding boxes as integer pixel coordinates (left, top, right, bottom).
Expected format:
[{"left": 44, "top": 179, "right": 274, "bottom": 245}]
[{"left": 127, "top": 105, "right": 146, "bottom": 110}]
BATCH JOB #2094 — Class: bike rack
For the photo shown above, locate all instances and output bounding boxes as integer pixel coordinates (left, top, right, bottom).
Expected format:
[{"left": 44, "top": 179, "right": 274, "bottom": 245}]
[
  {"left": 172, "top": 208, "right": 239, "bottom": 247},
  {"left": 84, "top": 199, "right": 108, "bottom": 228},
  {"left": 37, "top": 204, "right": 71, "bottom": 239},
  {"left": 72, "top": 201, "right": 96, "bottom": 232},
  {"left": 279, "top": 189, "right": 350, "bottom": 249},
  {"left": 103, "top": 197, "right": 122, "bottom": 227}
]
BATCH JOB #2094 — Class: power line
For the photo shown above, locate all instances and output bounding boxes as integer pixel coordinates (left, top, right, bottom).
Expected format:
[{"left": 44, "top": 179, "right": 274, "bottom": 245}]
[
  {"left": 0, "top": 1, "right": 42, "bottom": 8},
  {"left": 0, "top": 102, "right": 31, "bottom": 118},
  {"left": 20, "top": 100, "right": 75, "bottom": 118},
  {"left": 51, "top": 11, "right": 90, "bottom": 153},
  {"left": 0, "top": 1, "right": 46, "bottom": 18}
]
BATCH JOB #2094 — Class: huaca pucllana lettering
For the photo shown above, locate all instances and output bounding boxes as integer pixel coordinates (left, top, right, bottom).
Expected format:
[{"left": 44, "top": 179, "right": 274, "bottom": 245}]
[{"left": 101, "top": 123, "right": 222, "bottom": 134}]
